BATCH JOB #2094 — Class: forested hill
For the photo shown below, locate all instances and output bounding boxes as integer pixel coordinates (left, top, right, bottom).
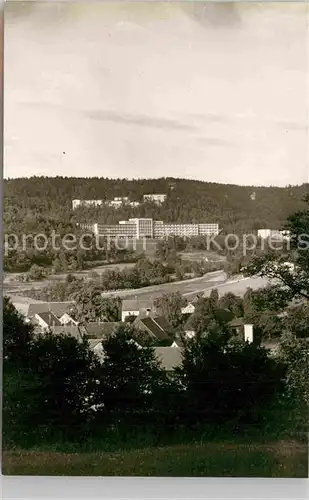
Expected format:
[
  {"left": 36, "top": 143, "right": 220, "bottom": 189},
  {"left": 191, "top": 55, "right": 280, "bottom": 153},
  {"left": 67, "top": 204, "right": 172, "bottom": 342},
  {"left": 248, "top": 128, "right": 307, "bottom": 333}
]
[{"left": 4, "top": 177, "right": 309, "bottom": 234}]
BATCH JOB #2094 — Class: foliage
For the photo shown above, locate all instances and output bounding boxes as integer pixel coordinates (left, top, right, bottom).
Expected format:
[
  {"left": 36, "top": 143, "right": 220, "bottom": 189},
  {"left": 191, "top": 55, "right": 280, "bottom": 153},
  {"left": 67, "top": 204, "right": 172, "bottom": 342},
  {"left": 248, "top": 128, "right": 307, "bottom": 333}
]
[
  {"left": 244, "top": 193, "right": 309, "bottom": 302},
  {"left": 154, "top": 292, "right": 187, "bottom": 330},
  {"left": 219, "top": 292, "right": 244, "bottom": 317},
  {"left": 241, "top": 288, "right": 283, "bottom": 341},
  {"left": 176, "top": 322, "right": 287, "bottom": 425},
  {"left": 97, "top": 325, "right": 166, "bottom": 418},
  {"left": 184, "top": 293, "right": 233, "bottom": 336},
  {"left": 283, "top": 303, "right": 309, "bottom": 339},
  {"left": 2, "top": 290, "right": 306, "bottom": 450},
  {"left": 278, "top": 333, "right": 309, "bottom": 406},
  {"left": 3, "top": 297, "right": 101, "bottom": 446},
  {"left": 3, "top": 296, "right": 34, "bottom": 368}
]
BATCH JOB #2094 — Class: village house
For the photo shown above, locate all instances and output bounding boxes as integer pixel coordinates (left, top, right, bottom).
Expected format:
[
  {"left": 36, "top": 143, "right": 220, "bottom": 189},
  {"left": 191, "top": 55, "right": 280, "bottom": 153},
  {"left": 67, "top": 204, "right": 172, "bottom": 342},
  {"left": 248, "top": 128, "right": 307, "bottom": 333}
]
[
  {"left": 31, "top": 312, "right": 62, "bottom": 332},
  {"left": 121, "top": 298, "right": 155, "bottom": 322},
  {"left": 88, "top": 339, "right": 105, "bottom": 361},
  {"left": 27, "top": 301, "right": 76, "bottom": 321},
  {"left": 87, "top": 341, "right": 182, "bottom": 371},
  {"left": 83, "top": 321, "right": 124, "bottom": 340},
  {"left": 88, "top": 337, "right": 142, "bottom": 362},
  {"left": 228, "top": 318, "right": 254, "bottom": 343},
  {"left": 49, "top": 324, "right": 84, "bottom": 340},
  {"left": 58, "top": 312, "right": 79, "bottom": 326},
  {"left": 181, "top": 302, "right": 195, "bottom": 315}
]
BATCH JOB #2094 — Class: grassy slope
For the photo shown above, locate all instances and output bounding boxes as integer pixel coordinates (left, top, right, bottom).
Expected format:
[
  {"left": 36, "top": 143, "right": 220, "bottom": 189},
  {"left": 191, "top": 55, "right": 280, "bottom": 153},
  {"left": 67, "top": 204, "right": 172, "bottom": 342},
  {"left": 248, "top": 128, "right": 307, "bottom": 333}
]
[{"left": 3, "top": 441, "right": 308, "bottom": 477}]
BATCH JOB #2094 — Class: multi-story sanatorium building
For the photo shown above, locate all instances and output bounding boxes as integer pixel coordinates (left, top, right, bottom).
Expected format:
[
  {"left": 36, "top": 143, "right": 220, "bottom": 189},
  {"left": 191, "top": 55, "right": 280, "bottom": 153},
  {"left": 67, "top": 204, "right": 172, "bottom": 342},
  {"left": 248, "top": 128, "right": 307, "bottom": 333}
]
[
  {"left": 143, "top": 194, "right": 167, "bottom": 204},
  {"left": 72, "top": 197, "right": 140, "bottom": 210},
  {"left": 81, "top": 218, "right": 219, "bottom": 239},
  {"left": 72, "top": 199, "right": 104, "bottom": 210},
  {"left": 72, "top": 194, "right": 167, "bottom": 210},
  {"left": 257, "top": 229, "right": 291, "bottom": 240}
]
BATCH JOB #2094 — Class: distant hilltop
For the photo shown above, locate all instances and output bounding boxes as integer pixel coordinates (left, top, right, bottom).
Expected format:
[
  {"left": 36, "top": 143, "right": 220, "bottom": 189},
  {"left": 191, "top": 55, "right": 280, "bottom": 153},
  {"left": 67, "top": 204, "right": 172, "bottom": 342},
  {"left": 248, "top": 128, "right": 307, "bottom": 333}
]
[{"left": 4, "top": 177, "right": 309, "bottom": 234}]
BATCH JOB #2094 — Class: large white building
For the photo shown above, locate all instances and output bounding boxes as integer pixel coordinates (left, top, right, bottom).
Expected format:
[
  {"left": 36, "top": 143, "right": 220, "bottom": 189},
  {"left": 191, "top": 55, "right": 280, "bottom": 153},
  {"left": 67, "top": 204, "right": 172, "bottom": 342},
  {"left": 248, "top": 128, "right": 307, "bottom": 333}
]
[
  {"left": 105, "top": 197, "right": 140, "bottom": 208},
  {"left": 143, "top": 194, "right": 167, "bottom": 205},
  {"left": 73, "top": 197, "right": 140, "bottom": 210},
  {"left": 72, "top": 199, "right": 103, "bottom": 210},
  {"left": 86, "top": 219, "right": 219, "bottom": 239},
  {"left": 258, "top": 229, "right": 291, "bottom": 240}
]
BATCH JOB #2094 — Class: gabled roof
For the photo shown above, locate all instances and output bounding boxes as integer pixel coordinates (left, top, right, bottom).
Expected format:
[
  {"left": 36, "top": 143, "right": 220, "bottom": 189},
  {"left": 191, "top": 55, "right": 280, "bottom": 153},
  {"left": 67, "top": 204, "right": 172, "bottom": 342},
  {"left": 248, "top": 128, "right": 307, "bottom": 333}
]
[
  {"left": 88, "top": 339, "right": 103, "bottom": 349},
  {"left": 136, "top": 316, "right": 170, "bottom": 341},
  {"left": 122, "top": 299, "right": 153, "bottom": 312},
  {"left": 88, "top": 339, "right": 105, "bottom": 361},
  {"left": 28, "top": 302, "right": 75, "bottom": 319},
  {"left": 35, "top": 312, "right": 62, "bottom": 327},
  {"left": 83, "top": 322, "right": 123, "bottom": 339},
  {"left": 181, "top": 303, "right": 195, "bottom": 313},
  {"left": 59, "top": 312, "right": 76, "bottom": 319},
  {"left": 154, "top": 347, "right": 183, "bottom": 371}
]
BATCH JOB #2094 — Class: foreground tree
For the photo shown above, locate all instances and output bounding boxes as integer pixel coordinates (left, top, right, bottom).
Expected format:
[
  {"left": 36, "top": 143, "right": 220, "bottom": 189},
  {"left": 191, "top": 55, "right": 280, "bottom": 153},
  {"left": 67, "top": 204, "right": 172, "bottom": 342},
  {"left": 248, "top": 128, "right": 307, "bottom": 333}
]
[
  {"left": 219, "top": 292, "right": 244, "bottom": 317},
  {"left": 3, "top": 296, "right": 34, "bottom": 367},
  {"left": 4, "top": 332, "right": 100, "bottom": 445},
  {"left": 176, "top": 322, "right": 286, "bottom": 425},
  {"left": 244, "top": 194, "right": 309, "bottom": 303},
  {"left": 3, "top": 300, "right": 100, "bottom": 446},
  {"left": 154, "top": 292, "right": 187, "bottom": 330},
  {"left": 97, "top": 325, "right": 166, "bottom": 421},
  {"left": 278, "top": 332, "right": 309, "bottom": 407},
  {"left": 283, "top": 302, "right": 309, "bottom": 339}
]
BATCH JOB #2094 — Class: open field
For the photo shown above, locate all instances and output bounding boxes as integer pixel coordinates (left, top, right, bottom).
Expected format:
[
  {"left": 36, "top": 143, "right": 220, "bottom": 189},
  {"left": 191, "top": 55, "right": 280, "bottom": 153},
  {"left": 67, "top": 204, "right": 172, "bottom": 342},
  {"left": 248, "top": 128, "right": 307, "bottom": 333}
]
[
  {"left": 3, "top": 441, "right": 307, "bottom": 477},
  {"left": 99, "top": 273, "right": 272, "bottom": 302},
  {"left": 5, "top": 271, "right": 272, "bottom": 309}
]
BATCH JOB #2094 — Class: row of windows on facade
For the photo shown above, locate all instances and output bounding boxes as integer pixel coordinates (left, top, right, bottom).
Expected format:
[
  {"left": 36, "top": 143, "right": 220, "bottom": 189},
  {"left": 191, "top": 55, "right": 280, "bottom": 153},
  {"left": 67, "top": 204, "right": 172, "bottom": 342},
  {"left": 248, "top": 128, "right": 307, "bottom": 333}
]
[{"left": 79, "top": 219, "right": 219, "bottom": 238}]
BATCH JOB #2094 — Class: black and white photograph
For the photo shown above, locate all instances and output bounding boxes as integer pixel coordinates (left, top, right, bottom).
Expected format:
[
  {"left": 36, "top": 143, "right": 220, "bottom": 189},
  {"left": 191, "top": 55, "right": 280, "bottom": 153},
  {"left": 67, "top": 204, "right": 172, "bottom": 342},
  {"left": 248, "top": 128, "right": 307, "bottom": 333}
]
[{"left": 2, "top": 1, "right": 309, "bottom": 478}]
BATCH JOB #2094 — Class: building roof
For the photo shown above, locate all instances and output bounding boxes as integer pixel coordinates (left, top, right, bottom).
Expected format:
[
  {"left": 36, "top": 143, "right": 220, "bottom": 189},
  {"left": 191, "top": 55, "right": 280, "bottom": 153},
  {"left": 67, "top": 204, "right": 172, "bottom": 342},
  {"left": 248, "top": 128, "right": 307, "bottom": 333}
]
[
  {"left": 88, "top": 339, "right": 103, "bottom": 349},
  {"left": 181, "top": 303, "right": 195, "bottom": 314},
  {"left": 153, "top": 316, "right": 171, "bottom": 333},
  {"left": 135, "top": 316, "right": 171, "bottom": 341},
  {"left": 49, "top": 325, "right": 83, "bottom": 340},
  {"left": 83, "top": 322, "right": 123, "bottom": 339},
  {"left": 122, "top": 299, "right": 153, "bottom": 312},
  {"left": 154, "top": 347, "right": 183, "bottom": 371},
  {"left": 35, "top": 311, "right": 62, "bottom": 327},
  {"left": 28, "top": 302, "right": 76, "bottom": 319},
  {"left": 59, "top": 312, "right": 76, "bottom": 320},
  {"left": 88, "top": 339, "right": 105, "bottom": 361},
  {"left": 228, "top": 317, "right": 245, "bottom": 328},
  {"left": 12, "top": 302, "right": 30, "bottom": 317}
]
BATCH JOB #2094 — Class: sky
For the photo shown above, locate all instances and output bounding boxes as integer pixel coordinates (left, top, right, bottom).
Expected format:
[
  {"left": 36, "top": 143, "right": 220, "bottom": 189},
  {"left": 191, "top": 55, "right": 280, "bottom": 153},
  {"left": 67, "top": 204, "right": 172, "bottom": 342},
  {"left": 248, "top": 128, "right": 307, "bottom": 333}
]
[{"left": 4, "top": 2, "right": 308, "bottom": 186}]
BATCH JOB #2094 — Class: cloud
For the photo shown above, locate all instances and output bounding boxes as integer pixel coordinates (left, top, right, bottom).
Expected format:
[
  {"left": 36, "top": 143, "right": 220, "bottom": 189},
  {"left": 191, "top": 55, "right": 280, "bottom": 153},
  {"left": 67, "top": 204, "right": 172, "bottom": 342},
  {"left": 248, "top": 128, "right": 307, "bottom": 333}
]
[
  {"left": 85, "top": 109, "right": 196, "bottom": 132},
  {"left": 196, "top": 136, "right": 231, "bottom": 148},
  {"left": 17, "top": 102, "right": 196, "bottom": 133}
]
